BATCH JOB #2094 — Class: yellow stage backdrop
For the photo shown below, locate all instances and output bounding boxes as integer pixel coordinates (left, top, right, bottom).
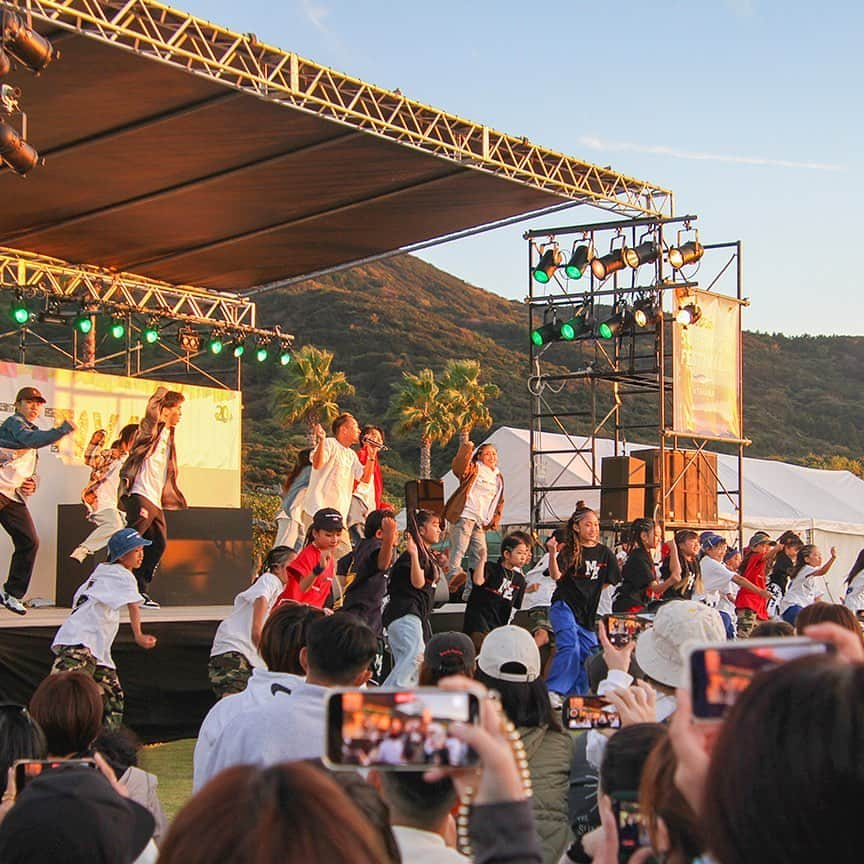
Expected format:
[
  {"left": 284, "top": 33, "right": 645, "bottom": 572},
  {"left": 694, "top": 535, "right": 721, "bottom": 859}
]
[
  {"left": 672, "top": 290, "right": 742, "bottom": 440},
  {"left": 0, "top": 362, "right": 241, "bottom": 600}
]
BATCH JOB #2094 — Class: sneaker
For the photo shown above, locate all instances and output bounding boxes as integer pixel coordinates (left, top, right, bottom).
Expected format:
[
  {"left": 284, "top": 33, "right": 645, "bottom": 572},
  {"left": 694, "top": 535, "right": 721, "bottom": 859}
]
[
  {"left": 140, "top": 594, "right": 161, "bottom": 609},
  {"left": 0, "top": 590, "right": 27, "bottom": 615},
  {"left": 69, "top": 546, "right": 89, "bottom": 563}
]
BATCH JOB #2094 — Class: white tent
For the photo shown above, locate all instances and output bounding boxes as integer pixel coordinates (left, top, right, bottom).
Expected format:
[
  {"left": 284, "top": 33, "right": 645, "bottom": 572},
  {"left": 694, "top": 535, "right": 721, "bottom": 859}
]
[{"left": 440, "top": 426, "right": 864, "bottom": 600}]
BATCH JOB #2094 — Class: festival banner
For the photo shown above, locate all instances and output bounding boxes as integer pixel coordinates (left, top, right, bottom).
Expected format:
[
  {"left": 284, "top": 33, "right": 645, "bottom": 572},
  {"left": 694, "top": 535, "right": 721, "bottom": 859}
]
[{"left": 672, "top": 289, "right": 742, "bottom": 440}]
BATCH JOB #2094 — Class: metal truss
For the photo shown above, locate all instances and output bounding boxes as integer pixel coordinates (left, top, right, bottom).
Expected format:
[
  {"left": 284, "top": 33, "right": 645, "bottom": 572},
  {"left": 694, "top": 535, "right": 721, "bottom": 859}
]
[
  {"left": 19, "top": 0, "right": 674, "bottom": 218},
  {"left": 0, "top": 245, "right": 271, "bottom": 332},
  {"left": 526, "top": 216, "right": 747, "bottom": 544}
]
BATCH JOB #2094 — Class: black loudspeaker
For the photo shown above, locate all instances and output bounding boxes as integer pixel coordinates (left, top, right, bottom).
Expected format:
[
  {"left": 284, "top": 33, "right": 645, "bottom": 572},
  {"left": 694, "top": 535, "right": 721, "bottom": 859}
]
[
  {"left": 600, "top": 456, "right": 646, "bottom": 523},
  {"left": 404, "top": 479, "right": 445, "bottom": 517}
]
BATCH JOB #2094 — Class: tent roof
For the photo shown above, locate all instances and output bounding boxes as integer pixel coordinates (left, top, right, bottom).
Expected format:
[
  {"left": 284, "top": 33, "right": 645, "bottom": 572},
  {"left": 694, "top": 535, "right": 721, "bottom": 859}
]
[
  {"left": 441, "top": 426, "right": 864, "bottom": 534},
  {"left": 0, "top": 2, "right": 671, "bottom": 293}
]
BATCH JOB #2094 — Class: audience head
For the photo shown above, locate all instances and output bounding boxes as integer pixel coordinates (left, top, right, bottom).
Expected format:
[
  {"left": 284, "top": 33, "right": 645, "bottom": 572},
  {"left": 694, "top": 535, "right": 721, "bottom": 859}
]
[
  {"left": 749, "top": 619, "right": 795, "bottom": 639},
  {"left": 364, "top": 507, "right": 395, "bottom": 539},
  {"left": 635, "top": 601, "right": 726, "bottom": 690},
  {"left": 0, "top": 764, "right": 154, "bottom": 863},
  {"left": 639, "top": 733, "right": 704, "bottom": 864},
  {"left": 599, "top": 723, "right": 667, "bottom": 798},
  {"left": 476, "top": 626, "right": 559, "bottom": 730},
  {"left": 93, "top": 726, "right": 140, "bottom": 780},
  {"left": 377, "top": 770, "right": 456, "bottom": 838},
  {"left": 0, "top": 704, "right": 46, "bottom": 796},
  {"left": 158, "top": 762, "right": 386, "bottom": 864},
  {"left": 302, "top": 613, "right": 377, "bottom": 686},
  {"left": 704, "top": 655, "right": 864, "bottom": 864},
  {"left": 29, "top": 672, "right": 103, "bottom": 757},
  {"left": 794, "top": 602, "right": 861, "bottom": 636},
  {"left": 419, "top": 632, "right": 476, "bottom": 685},
  {"left": 259, "top": 602, "right": 326, "bottom": 674}
]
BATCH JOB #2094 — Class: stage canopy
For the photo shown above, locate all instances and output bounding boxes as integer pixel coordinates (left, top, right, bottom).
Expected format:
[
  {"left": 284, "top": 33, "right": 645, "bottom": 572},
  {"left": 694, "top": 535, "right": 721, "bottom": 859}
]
[{"left": 0, "top": 0, "right": 672, "bottom": 293}]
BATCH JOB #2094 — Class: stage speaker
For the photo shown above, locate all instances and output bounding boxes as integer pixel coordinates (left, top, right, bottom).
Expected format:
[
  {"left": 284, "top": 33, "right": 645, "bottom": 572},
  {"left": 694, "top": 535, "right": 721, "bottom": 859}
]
[
  {"left": 404, "top": 479, "right": 445, "bottom": 517},
  {"left": 632, "top": 449, "right": 718, "bottom": 525},
  {"left": 600, "top": 456, "right": 646, "bottom": 523}
]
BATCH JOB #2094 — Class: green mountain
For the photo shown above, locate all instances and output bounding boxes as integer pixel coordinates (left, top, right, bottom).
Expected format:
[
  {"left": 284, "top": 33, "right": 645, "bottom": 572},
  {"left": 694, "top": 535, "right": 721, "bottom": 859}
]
[{"left": 243, "top": 255, "right": 864, "bottom": 494}]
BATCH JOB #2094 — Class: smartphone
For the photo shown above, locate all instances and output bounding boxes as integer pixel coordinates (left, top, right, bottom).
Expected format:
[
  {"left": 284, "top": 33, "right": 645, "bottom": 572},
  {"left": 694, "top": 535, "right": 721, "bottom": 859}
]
[
  {"left": 603, "top": 614, "right": 653, "bottom": 647},
  {"left": 13, "top": 758, "right": 97, "bottom": 794},
  {"left": 612, "top": 797, "right": 649, "bottom": 863},
  {"left": 688, "top": 637, "right": 834, "bottom": 721},
  {"left": 325, "top": 688, "right": 480, "bottom": 770},
  {"left": 563, "top": 695, "right": 621, "bottom": 730}
]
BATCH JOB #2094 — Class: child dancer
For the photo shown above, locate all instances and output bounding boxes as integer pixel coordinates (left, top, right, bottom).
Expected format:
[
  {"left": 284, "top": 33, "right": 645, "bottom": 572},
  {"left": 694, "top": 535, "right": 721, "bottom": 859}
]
[{"left": 275, "top": 508, "right": 343, "bottom": 608}]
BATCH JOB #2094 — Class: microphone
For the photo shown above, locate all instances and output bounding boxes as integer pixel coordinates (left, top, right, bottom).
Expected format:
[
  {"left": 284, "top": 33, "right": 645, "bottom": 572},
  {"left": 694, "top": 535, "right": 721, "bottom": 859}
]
[{"left": 362, "top": 436, "right": 389, "bottom": 451}]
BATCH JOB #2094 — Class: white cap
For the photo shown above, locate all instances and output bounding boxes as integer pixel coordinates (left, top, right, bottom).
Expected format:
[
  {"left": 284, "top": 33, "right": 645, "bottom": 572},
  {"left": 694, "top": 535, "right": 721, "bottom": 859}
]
[
  {"left": 635, "top": 600, "right": 727, "bottom": 688},
  {"left": 477, "top": 625, "right": 542, "bottom": 683}
]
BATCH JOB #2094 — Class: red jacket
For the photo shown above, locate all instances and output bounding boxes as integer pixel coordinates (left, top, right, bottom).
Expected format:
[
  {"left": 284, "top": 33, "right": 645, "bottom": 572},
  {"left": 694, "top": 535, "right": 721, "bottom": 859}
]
[
  {"left": 354, "top": 446, "right": 383, "bottom": 509},
  {"left": 735, "top": 551, "right": 768, "bottom": 619}
]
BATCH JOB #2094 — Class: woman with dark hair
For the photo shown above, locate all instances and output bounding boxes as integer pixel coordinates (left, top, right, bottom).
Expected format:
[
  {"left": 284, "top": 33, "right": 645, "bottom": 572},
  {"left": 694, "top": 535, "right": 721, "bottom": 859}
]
[
  {"left": 612, "top": 519, "right": 680, "bottom": 613},
  {"left": 382, "top": 510, "right": 443, "bottom": 687},
  {"left": 700, "top": 655, "right": 864, "bottom": 864},
  {"left": 778, "top": 543, "right": 837, "bottom": 625},
  {"left": 0, "top": 703, "right": 46, "bottom": 798},
  {"left": 793, "top": 601, "right": 861, "bottom": 636},
  {"left": 274, "top": 448, "right": 313, "bottom": 551},
  {"left": 158, "top": 762, "right": 388, "bottom": 864},
  {"left": 659, "top": 530, "right": 702, "bottom": 602},
  {"left": 843, "top": 548, "right": 864, "bottom": 612},
  {"left": 545, "top": 503, "right": 620, "bottom": 697},
  {"left": 28, "top": 671, "right": 103, "bottom": 757},
  {"left": 475, "top": 625, "right": 572, "bottom": 864},
  {"left": 638, "top": 734, "right": 704, "bottom": 864}
]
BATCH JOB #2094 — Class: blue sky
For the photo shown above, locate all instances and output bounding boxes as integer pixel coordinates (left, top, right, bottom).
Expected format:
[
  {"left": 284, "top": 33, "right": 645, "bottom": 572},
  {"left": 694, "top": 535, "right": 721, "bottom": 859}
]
[{"left": 182, "top": 1, "right": 861, "bottom": 336}]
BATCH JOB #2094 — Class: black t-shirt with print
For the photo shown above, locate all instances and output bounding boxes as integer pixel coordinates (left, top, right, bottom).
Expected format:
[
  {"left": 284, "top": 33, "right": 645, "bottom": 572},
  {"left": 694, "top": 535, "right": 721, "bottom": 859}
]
[
  {"left": 463, "top": 559, "right": 527, "bottom": 635},
  {"left": 383, "top": 551, "right": 438, "bottom": 640},
  {"left": 659, "top": 555, "right": 701, "bottom": 601},
  {"left": 551, "top": 544, "right": 620, "bottom": 629},
  {"left": 768, "top": 550, "right": 795, "bottom": 593},
  {"left": 612, "top": 548, "right": 656, "bottom": 612},
  {"left": 341, "top": 538, "right": 389, "bottom": 637}
]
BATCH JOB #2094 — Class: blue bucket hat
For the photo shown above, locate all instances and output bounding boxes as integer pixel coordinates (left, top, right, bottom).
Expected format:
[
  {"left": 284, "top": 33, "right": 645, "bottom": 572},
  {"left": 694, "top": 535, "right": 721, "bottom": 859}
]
[{"left": 107, "top": 528, "right": 152, "bottom": 563}]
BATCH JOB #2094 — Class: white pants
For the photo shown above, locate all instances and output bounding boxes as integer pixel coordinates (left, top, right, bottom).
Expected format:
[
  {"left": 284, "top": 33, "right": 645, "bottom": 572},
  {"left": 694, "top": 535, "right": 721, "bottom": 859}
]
[{"left": 77, "top": 508, "right": 125, "bottom": 554}]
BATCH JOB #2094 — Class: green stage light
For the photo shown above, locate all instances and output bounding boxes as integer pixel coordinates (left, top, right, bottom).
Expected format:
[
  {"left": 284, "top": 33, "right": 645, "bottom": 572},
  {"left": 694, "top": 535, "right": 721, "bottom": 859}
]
[
  {"left": 74, "top": 314, "right": 92, "bottom": 335},
  {"left": 233, "top": 340, "right": 245, "bottom": 358},
  {"left": 532, "top": 247, "right": 562, "bottom": 283},
  {"left": 255, "top": 345, "right": 269, "bottom": 363},
  {"left": 208, "top": 332, "right": 224, "bottom": 355},
  {"left": 110, "top": 319, "right": 125, "bottom": 339},
  {"left": 11, "top": 300, "right": 30, "bottom": 326},
  {"left": 565, "top": 244, "right": 592, "bottom": 280},
  {"left": 142, "top": 320, "right": 160, "bottom": 344},
  {"left": 531, "top": 317, "right": 578, "bottom": 346},
  {"left": 279, "top": 343, "right": 292, "bottom": 365},
  {"left": 597, "top": 308, "right": 630, "bottom": 340}
]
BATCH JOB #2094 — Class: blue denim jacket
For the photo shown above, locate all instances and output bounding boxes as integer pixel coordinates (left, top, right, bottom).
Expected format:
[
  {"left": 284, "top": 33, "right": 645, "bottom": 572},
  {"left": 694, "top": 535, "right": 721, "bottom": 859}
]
[{"left": 0, "top": 412, "right": 74, "bottom": 451}]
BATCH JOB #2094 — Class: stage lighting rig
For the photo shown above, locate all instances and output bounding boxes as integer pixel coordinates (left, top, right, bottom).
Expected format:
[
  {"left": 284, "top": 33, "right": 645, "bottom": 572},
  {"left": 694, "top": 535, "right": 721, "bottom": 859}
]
[
  {"left": 10, "top": 294, "right": 30, "bottom": 326},
  {"left": 668, "top": 227, "right": 704, "bottom": 271},
  {"left": 633, "top": 295, "right": 662, "bottom": 327},
  {"left": 255, "top": 338, "right": 270, "bottom": 362},
  {"left": 232, "top": 337, "right": 246, "bottom": 358},
  {"left": 141, "top": 318, "right": 160, "bottom": 344},
  {"left": 564, "top": 242, "right": 593, "bottom": 280},
  {"left": 278, "top": 341, "right": 292, "bottom": 366},
  {"left": 623, "top": 239, "right": 659, "bottom": 270},
  {"left": 178, "top": 326, "right": 200, "bottom": 353},
  {"left": 1, "top": 8, "right": 58, "bottom": 74},
  {"left": 532, "top": 243, "right": 562, "bottom": 284},
  {"left": 207, "top": 330, "right": 224, "bottom": 355},
  {"left": 109, "top": 317, "right": 126, "bottom": 339},
  {"left": 73, "top": 312, "right": 93, "bottom": 334},
  {"left": 675, "top": 301, "right": 702, "bottom": 326},
  {"left": 597, "top": 305, "right": 632, "bottom": 340},
  {"left": 0, "top": 84, "right": 39, "bottom": 175},
  {"left": 591, "top": 234, "right": 627, "bottom": 281}
]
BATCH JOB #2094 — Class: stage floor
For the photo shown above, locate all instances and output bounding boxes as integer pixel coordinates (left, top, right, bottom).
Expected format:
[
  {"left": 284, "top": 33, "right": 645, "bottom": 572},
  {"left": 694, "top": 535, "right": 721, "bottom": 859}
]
[{"left": 0, "top": 605, "right": 234, "bottom": 628}]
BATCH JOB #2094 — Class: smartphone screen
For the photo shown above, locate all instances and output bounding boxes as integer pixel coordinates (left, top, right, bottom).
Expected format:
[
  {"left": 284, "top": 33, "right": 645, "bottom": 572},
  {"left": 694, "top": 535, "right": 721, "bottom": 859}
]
[
  {"left": 325, "top": 688, "right": 480, "bottom": 770},
  {"left": 613, "top": 798, "right": 648, "bottom": 863},
  {"left": 563, "top": 695, "right": 621, "bottom": 730},
  {"left": 604, "top": 614, "right": 653, "bottom": 647},
  {"left": 14, "top": 758, "right": 97, "bottom": 794},
  {"left": 689, "top": 638, "right": 833, "bottom": 720}
]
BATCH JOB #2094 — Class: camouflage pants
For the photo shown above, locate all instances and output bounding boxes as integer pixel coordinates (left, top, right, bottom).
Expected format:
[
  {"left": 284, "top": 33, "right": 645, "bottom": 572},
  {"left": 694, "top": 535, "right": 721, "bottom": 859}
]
[
  {"left": 51, "top": 645, "right": 125, "bottom": 729},
  {"left": 208, "top": 651, "right": 252, "bottom": 698},
  {"left": 736, "top": 608, "right": 759, "bottom": 639}
]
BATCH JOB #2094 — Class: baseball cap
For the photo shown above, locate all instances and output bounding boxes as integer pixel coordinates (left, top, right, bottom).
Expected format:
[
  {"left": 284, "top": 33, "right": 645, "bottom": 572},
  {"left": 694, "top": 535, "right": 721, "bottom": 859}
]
[
  {"left": 312, "top": 508, "right": 344, "bottom": 532},
  {"left": 107, "top": 528, "right": 152, "bottom": 563},
  {"left": 635, "top": 600, "right": 726, "bottom": 688},
  {"left": 723, "top": 547, "right": 740, "bottom": 562},
  {"left": 14, "top": 386, "right": 45, "bottom": 404},
  {"left": 477, "top": 625, "right": 541, "bottom": 683},
  {"left": 747, "top": 531, "right": 774, "bottom": 549},
  {"left": 424, "top": 632, "right": 476, "bottom": 677},
  {"left": 0, "top": 764, "right": 155, "bottom": 863},
  {"left": 700, "top": 533, "right": 727, "bottom": 551}
]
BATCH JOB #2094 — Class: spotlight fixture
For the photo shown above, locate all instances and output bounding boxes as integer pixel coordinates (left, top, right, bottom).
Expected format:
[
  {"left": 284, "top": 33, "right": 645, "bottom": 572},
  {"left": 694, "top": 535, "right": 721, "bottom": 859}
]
[
  {"left": 207, "top": 331, "right": 224, "bottom": 355},
  {"left": 632, "top": 296, "right": 662, "bottom": 328},
  {"left": 591, "top": 236, "right": 627, "bottom": 281},
  {"left": 0, "top": 116, "right": 39, "bottom": 175},
  {"left": 178, "top": 327, "right": 200, "bottom": 353},
  {"left": 532, "top": 245, "right": 562, "bottom": 284},
  {"left": 232, "top": 338, "right": 246, "bottom": 359},
  {"left": 1, "top": 9, "right": 58, "bottom": 74},
  {"left": 668, "top": 228, "right": 704, "bottom": 271},
  {"left": 675, "top": 302, "right": 702, "bottom": 326},
  {"left": 564, "top": 244, "right": 593, "bottom": 280},
  {"left": 141, "top": 319, "right": 160, "bottom": 344},
  {"left": 109, "top": 318, "right": 125, "bottom": 339},
  {"left": 597, "top": 307, "right": 631, "bottom": 340},
  {"left": 278, "top": 341, "right": 292, "bottom": 366},
  {"left": 255, "top": 340, "right": 270, "bottom": 362},
  {"left": 73, "top": 312, "right": 93, "bottom": 335},
  {"left": 10, "top": 296, "right": 30, "bottom": 326},
  {"left": 623, "top": 241, "right": 659, "bottom": 270}
]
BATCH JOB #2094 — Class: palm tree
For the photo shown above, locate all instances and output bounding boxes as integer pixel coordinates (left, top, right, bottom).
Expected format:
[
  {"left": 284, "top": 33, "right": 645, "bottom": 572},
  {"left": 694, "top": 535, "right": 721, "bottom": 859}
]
[
  {"left": 439, "top": 359, "right": 500, "bottom": 446},
  {"left": 272, "top": 345, "right": 355, "bottom": 444},
  {"left": 390, "top": 368, "right": 455, "bottom": 479}
]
